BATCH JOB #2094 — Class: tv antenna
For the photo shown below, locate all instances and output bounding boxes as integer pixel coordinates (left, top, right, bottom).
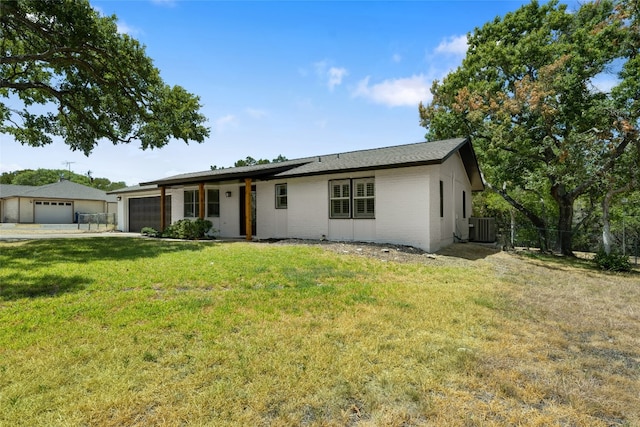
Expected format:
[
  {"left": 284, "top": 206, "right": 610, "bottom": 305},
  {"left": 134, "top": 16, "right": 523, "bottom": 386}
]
[{"left": 62, "top": 161, "right": 76, "bottom": 173}]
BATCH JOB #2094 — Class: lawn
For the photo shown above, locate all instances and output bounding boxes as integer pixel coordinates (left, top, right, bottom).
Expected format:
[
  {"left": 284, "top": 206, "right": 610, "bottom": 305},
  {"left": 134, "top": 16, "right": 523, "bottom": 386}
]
[{"left": 0, "top": 238, "right": 638, "bottom": 426}]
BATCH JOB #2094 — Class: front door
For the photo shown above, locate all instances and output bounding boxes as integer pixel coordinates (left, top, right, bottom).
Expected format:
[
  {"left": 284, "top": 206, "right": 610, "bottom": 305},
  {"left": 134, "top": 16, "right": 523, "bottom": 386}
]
[{"left": 239, "top": 185, "right": 256, "bottom": 236}]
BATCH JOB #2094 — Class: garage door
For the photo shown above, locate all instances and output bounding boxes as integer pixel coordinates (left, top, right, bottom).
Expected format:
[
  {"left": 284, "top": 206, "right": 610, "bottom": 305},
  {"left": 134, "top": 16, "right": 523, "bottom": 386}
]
[
  {"left": 128, "top": 196, "right": 171, "bottom": 233},
  {"left": 35, "top": 200, "right": 73, "bottom": 224}
]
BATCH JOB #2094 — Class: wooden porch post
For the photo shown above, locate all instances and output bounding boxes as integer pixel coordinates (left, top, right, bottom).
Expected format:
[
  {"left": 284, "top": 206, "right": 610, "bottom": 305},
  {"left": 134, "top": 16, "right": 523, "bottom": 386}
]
[
  {"left": 198, "top": 182, "right": 205, "bottom": 219},
  {"left": 245, "top": 178, "right": 252, "bottom": 241},
  {"left": 160, "top": 186, "right": 166, "bottom": 231}
]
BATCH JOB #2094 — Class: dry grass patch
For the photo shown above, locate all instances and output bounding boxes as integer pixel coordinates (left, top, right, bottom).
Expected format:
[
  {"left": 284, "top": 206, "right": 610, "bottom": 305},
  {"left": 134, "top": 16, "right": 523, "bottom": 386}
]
[{"left": 0, "top": 238, "right": 638, "bottom": 426}]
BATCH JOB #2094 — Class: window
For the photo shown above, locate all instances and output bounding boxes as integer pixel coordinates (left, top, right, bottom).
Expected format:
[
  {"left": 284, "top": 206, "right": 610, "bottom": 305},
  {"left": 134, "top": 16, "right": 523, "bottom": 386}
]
[
  {"left": 439, "top": 180, "right": 444, "bottom": 218},
  {"left": 207, "top": 189, "right": 220, "bottom": 217},
  {"left": 329, "top": 178, "right": 375, "bottom": 219},
  {"left": 329, "top": 179, "right": 351, "bottom": 218},
  {"left": 184, "top": 190, "right": 199, "bottom": 218},
  {"left": 353, "top": 178, "right": 375, "bottom": 218},
  {"left": 275, "top": 183, "right": 287, "bottom": 209},
  {"left": 462, "top": 191, "right": 467, "bottom": 219}
]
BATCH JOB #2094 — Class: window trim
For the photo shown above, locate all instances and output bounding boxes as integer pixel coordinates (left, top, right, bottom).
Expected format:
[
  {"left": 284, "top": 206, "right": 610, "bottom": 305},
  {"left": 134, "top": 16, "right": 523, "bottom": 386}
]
[
  {"left": 275, "top": 183, "right": 288, "bottom": 209},
  {"left": 329, "top": 179, "right": 352, "bottom": 219},
  {"left": 207, "top": 189, "right": 220, "bottom": 217},
  {"left": 183, "top": 189, "right": 200, "bottom": 218},
  {"left": 352, "top": 177, "right": 375, "bottom": 219},
  {"left": 329, "top": 178, "right": 375, "bottom": 219}
]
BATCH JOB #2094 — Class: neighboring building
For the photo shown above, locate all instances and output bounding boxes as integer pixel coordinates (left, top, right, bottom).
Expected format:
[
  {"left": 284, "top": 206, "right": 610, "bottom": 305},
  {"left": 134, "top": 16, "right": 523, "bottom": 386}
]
[
  {"left": 110, "top": 137, "right": 484, "bottom": 252},
  {"left": 0, "top": 180, "right": 117, "bottom": 224}
]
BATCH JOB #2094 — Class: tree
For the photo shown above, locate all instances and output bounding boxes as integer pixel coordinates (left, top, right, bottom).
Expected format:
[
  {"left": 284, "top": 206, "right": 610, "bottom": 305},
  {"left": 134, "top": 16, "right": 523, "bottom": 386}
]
[
  {"left": 0, "top": 0, "right": 209, "bottom": 155},
  {"left": 211, "top": 154, "right": 288, "bottom": 170},
  {"left": 0, "top": 168, "right": 126, "bottom": 191},
  {"left": 420, "top": 0, "right": 638, "bottom": 255}
]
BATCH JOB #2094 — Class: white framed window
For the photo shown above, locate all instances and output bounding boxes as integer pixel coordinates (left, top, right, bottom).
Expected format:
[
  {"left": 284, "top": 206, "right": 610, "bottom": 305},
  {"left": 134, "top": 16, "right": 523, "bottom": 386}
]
[
  {"left": 329, "top": 178, "right": 375, "bottom": 219},
  {"left": 353, "top": 178, "right": 375, "bottom": 218},
  {"left": 275, "top": 183, "right": 287, "bottom": 209},
  {"left": 207, "top": 189, "right": 220, "bottom": 217},
  {"left": 329, "top": 179, "right": 351, "bottom": 218},
  {"left": 184, "top": 190, "right": 199, "bottom": 218}
]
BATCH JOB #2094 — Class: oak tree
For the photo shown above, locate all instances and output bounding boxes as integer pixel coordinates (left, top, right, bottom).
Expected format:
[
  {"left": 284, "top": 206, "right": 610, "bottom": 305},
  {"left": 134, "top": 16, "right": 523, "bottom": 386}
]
[
  {"left": 0, "top": 0, "right": 209, "bottom": 155},
  {"left": 420, "top": 0, "right": 639, "bottom": 255}
]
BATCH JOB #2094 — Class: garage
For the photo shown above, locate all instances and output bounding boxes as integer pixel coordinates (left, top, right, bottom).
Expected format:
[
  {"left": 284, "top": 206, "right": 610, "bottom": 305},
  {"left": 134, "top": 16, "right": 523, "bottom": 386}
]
[
  {"left": 34, "top": 200, "right": 74, "bottom": 224},
  {"left": 128, "top": 196, "right": 171, "bottom": 232}
]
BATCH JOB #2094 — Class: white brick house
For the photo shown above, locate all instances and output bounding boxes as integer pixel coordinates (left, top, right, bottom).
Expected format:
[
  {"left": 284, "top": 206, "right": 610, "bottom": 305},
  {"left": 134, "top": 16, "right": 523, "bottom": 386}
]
[{"left": 111, "top": 137, "right": 484, "bottom": 252}]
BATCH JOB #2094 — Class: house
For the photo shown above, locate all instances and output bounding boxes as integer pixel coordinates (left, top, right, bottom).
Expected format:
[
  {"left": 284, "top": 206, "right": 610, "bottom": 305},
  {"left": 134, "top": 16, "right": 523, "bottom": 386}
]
[
  {"left": 0, "top": 180, "right": 118, "bottom": 224},
  {"left": 110, "top": 137, "right": 484, "bottom": 252}
]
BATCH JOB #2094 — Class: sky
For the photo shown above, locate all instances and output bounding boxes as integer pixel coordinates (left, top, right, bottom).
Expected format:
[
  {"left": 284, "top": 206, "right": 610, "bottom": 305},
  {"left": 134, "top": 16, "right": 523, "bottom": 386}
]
[{"left": 1, "top": 0, "right": 577, "bottom": 186}]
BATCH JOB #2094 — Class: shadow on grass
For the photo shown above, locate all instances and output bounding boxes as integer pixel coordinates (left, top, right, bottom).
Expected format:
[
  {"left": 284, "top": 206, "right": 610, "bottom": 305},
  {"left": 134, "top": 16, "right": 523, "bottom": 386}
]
[
  {"left": 519, "top": 250, "right": 640, "bottom": 276},
  {"left": 0, "top": 273, "right": 89, "bottom": 301},
  {"left": 0, "top": 237, "right": 210, "bottom": 266},
  {"left": 435, "top": 242, "right": 501, "bottom": 260}
]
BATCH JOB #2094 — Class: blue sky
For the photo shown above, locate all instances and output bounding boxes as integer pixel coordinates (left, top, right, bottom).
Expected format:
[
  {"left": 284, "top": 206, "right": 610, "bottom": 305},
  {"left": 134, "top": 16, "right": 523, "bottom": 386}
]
[{"left": 1, "top": 0, "right": 572, "bottom": 186}]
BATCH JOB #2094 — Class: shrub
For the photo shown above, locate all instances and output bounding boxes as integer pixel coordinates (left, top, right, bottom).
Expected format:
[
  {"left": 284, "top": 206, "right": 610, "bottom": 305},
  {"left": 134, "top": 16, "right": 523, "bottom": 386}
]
[
  {"left": 162, "top": 218, "right": 214, "bottom": 240},
  {"left": 140, "top": 227, "right": 160, "bottom": 237},
  {"left": 593, "top": 248, "right": 631, "bottom": 272}
]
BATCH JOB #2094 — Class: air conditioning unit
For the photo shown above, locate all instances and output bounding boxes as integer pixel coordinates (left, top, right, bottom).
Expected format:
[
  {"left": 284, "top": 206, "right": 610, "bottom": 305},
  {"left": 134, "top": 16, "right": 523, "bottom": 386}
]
[{"left": 469, "top": 217, "right": 496, "bottom": 242}]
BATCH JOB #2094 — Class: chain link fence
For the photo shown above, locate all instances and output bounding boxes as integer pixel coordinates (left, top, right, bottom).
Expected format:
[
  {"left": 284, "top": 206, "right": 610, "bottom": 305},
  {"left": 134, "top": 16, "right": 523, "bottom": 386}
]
[
  {"left": 76, "top": 213, "right": 117, "bottom": 231},
  {"left": 495, "top": 223, "right": 640, "bottom": 264}
]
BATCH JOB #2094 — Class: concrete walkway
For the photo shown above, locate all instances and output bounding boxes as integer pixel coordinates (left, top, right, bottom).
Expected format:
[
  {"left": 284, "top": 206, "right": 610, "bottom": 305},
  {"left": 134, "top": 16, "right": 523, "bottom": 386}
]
[{"left": 0, "top": 223, "right": 141, "bottom": 241}]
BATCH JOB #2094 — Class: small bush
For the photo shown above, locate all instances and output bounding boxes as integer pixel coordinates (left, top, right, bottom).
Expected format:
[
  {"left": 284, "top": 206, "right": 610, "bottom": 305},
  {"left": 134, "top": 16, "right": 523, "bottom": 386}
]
[
  {"left": 162, "top": 218, "right": 214, "bottom": 240},
  {"left": 140, "top": 227, "right": 160, "bottom": 237},
  {"left": 593, "top": 248, "right": 631, "bottom": 272}
]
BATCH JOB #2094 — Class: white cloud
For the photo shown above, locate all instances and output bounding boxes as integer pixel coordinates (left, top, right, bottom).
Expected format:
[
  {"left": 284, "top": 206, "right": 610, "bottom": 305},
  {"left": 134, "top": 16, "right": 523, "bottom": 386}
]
[
  {"left": 0, "top": 161, "right": 24, "bottom": 174},
  {"left": 434, "top": 35, "right": 468, "bottom": 56},
  {"left": 245, "top": 108, "right": 268, "bottom": 119},
  {"left": 352, "top": 75, "right": 431, "bottom": 107},
  {"left": 313, "top": 60, "right": 348, "bottom": 90},
  {"left": 214, "top": 114, "right": 238, "bottom": 131},
  {"left": 116, "top": 21, "right": 140, "bottom": 36},
  {"left": 327, "top": 67, "right": 348, "bottom": 91}
]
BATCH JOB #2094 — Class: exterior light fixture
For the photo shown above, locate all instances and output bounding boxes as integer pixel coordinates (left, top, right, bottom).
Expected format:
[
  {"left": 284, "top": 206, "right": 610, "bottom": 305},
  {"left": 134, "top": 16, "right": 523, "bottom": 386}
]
[{"left": 225, "top": 191, "right": 232, "bottom": 198}]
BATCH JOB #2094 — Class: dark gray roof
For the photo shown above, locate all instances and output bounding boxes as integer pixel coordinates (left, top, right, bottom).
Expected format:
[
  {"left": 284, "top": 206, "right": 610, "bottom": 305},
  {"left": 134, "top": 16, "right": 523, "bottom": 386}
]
[
  {"left": 108, "top": 184, "right": 158, "bottom": 194},
  {"left": 140, "top": 158, "right": 316, "bottom": 187},
  {"left": 0, "top": 184, "right": 35, "bottom": 198},
  {"left": 141, "top": 137, "right": 484, "bottom": 191},
  {"left": 0, "top": 180, "right": 117, "bottom": 202}
]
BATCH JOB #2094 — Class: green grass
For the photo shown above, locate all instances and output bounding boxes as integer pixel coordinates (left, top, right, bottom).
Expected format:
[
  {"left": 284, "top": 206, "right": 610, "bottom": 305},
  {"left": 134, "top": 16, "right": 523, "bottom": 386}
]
[{"left": 0, "top": 238, "right": 638, "bottom": 426}]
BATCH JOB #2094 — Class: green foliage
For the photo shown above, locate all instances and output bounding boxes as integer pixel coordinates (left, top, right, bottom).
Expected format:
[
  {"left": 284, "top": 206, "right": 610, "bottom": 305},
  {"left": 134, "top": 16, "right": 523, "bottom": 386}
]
[
  {"left": 420, "top": 0, "right": 639, "bottom": 255},
  {"left": 140, "top": 227, "right": 160, "bottom": 237},
  {"left": 212, "top": 155, "right": 288, "bottom": 170},
  {"left": 0, "top": 0, "right": 209, "bottom": 155},
  {"left": 593, "top": 248, "right": 631, "bottom": 272},
  {"left": 0, "top": 168, "right": 127, "bottom": 190},
  {"left": 162, "top": 218, "right": 214, "bottom": 240}
]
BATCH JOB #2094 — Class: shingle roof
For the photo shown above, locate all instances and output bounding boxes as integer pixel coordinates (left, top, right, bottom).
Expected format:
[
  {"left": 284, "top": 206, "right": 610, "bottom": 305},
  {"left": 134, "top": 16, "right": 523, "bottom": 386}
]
[
  {"left": 0, "top": 184, "right": 35, "bottom": 198},
  {"left": 141, "top": 137, "right": 484, "bottom": 191},
  {"left": 275, "top": 138, "right": 468, "bottom": 177},
  {"left": 107, "top": 184, "right": 158, "bottom": 194},
  {"left": 0, "top": 180, "right": 117, "bottom": 202}
]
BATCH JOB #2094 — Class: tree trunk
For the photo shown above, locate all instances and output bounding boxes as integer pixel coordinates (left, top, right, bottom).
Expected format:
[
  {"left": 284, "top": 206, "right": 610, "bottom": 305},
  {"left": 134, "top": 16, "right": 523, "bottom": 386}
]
[
  {"left": 551, "top": 184, "right": 575, "bottom": 256},
  {"left": 602, "top": 191, "right": 613, "bottom": 255}
]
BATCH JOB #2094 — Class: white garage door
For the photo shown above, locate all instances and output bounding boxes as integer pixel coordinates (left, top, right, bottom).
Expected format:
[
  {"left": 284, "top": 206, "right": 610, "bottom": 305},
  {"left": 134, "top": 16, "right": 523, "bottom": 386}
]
[{"left": 34, "top": 200, "right": 73, "bottom": 224}]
